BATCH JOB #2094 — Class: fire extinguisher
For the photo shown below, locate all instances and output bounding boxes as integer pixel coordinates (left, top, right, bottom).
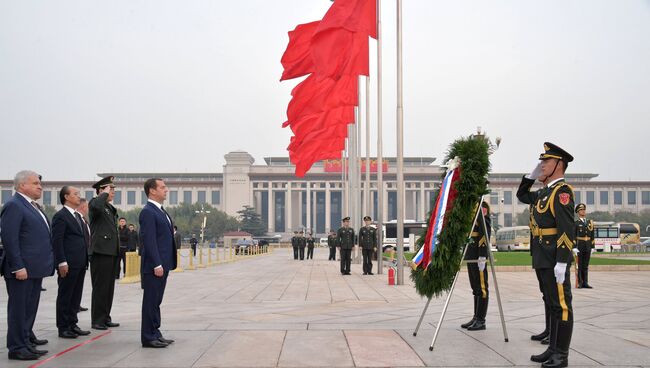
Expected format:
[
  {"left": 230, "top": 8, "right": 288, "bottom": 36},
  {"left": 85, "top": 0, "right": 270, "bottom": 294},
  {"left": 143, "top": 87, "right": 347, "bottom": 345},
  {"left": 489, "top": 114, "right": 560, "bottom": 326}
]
[{"left": 388, "top": 266, "right": 396, "bottom": 285}]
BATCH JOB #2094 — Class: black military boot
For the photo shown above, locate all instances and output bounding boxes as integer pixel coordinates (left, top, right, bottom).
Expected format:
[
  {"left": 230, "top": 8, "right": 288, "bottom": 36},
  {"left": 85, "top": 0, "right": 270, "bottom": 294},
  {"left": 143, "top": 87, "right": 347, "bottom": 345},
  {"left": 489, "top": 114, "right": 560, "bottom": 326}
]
[
  {"left": 461, "top": 296, "right": 478, "bottom": 329},
  {"left": 532, "top": 302, "right": 551, "bottom": 341},
  {"left": 467, "top": 297, "right": 488, "bottom": 331},
  {"left": 542, "top": 320, "right": 572, "bottom": 368},
  {"left": 583, "top": 270, "right": 593, "bottom": 288},
  {"left": 531, "top": 317, "right": 557, "bottom": 363}
]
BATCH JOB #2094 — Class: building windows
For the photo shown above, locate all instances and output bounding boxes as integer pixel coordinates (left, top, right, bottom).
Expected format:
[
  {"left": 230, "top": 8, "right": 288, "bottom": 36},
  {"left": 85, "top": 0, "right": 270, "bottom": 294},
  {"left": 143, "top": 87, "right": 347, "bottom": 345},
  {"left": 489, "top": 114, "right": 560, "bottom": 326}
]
[
  {"left": 600, "top": 191, "right": 608, "bottom": 205},
  {"left": 387, "top": 191, "right": 397, "bottom": 221},
  {"left": 574, "top": 191, "right": 581, "bottom": 204},
  {"left": 211, "top": 191, "right": 220, "bottom": 205},
  {"left": 1, "top": 189, "right": 12, "bottom": 204},
  {"left": 503, "top": 191, "right": 512, "bottom": 205},
  {"left": 127, "top": 191, "right": 136, "bottom": 205},
  {"left": 586, "top": 191, "right": 595, "bottom": 205},
  {"left": 614, "top": 191, "right": 622, "bottom": 205},
  {"left": 490, "top": 192, "right": 499, "bottom": 205},
  {"left": 85, "top": 191, "right": 94, "bottom": 201},
  {"left": 504, "top": 213, "right": 513, "bottom": 227},
  {"left": 43, "top": 191, "right": 52, "bottom": 206},
  {"left": 197, "top": 191, "right": 206, "bottom": 204},
  {"left": 141, "top": 191, "right": 148, "bottom": 205},
  {"left": 643, "top": 191, "right": 650, "bottom": 205},
  {"left": 274, "top": 191, "right": 285, "bottom": 232},
  {"left": 628, "top": 191, "right": 636, "bottom": 205},
  {"left": 113, "top": 191, "right": 122, "bottom": 205},
  {"left": 183, "top": 191, "right": 192, "bottom": 204},
  {"left": 169, "top": 191, "right": 178, "bottom": 205}
]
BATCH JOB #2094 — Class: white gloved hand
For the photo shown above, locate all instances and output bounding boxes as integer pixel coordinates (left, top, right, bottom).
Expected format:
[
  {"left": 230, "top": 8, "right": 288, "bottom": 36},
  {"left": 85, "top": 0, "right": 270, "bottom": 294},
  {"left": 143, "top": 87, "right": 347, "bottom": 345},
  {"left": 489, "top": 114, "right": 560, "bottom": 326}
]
[
  {"left": 526, "top": 162, "right": 543, "bottom": 180},
  {"left": 554, "top": 262, "right": 567, "bottom": 284},
  {"left": 591, "top": 248, "right": 595, "bottom": 254},
  {"left": 572, "top": 248, "right": 579, "bottom": 256},
  {"left": 478, "top": 257, "right": 487, "bottom": 272}
]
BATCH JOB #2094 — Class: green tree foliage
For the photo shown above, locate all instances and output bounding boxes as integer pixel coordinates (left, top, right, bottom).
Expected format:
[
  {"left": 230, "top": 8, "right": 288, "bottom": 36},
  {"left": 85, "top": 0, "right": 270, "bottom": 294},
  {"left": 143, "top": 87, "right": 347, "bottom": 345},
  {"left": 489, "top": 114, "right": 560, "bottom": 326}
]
[
  {"left": 236, "top": 206, "right": 267, "bottom": 236},
  {"left": 516, "top": 208, "right": 529, "bottom": 226}
]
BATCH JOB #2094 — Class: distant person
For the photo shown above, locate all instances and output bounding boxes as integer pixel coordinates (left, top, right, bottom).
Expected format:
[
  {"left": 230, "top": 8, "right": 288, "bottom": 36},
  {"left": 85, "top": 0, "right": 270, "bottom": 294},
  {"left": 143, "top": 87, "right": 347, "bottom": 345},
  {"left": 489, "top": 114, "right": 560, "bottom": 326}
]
[
  {"left": 327, "top": 230, "right": 337, "bottom": 261},
  {"left": 306, "top": 233, "right": 315, "bottom": 260},
  {"left": 52, "top": 186, "right": 91, "bottom": 339},
  {"left": 337, "top": 217, "right": 354, "bottom": 275},
  {"left": 173, "top": 226, "right": 181, "bottom": 250},
  {"left": 139, "top": 178, "right": 177, "bottom": 348},
  {"left": 118, "top": 217, "right": 129, "bottom": 278},
  {"left": 358, "top": 216, "right": 377, "bottom": 275},
  {"left": 189, "top": 235, "right": 198, "bottom": 257},
  {"left": 291, "top": 231, "right": 299, "bottom": 260},
  {"left": 298, "top": 230, "right": 306, "bottom": 260},
  {"left": 75, "top": 198, "right": 90, "bottom": 313},
  {"left": 574, "top": 203, "right": 594, "bottom": 289},
  {"left": 127, "top": 224, "right": 139, "bottom": 253},
  {"left": 461, "top": 202, "right": 491, "bottom": 331},
  {"left": 1, "top": 170, "right": 54, "bottom": 361}
]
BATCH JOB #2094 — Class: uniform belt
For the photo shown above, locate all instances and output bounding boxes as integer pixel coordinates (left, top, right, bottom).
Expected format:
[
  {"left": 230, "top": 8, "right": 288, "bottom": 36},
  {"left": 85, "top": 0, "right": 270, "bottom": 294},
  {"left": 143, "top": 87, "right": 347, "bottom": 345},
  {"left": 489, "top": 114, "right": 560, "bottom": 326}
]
[
  {"left": 471, "top": 232, "right": 480, "bottom": 237},
  {"left": 531, "top": 228, "right": 558, "bottom": 237},
  {"left": 577, "top": 236, "right": 590, "bottom": 241}
]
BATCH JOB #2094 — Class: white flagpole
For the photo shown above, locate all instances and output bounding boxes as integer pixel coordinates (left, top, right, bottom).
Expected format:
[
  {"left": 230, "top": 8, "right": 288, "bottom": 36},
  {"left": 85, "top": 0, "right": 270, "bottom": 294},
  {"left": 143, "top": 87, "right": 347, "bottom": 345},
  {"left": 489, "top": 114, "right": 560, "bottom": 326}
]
[
  {"left": 376, "top": 0, "right": 384, "bottom": 274},
  {"left": 396, "top": 0, "right": 405, "bottom": 285}
]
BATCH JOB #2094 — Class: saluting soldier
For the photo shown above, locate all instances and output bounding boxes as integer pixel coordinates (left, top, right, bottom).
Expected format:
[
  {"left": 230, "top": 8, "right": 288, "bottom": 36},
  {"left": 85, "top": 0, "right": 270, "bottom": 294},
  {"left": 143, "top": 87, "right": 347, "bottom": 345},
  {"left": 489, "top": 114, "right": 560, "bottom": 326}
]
[
  {"left": 574, "top": 203, "right": 594, "bottom": 289},
  {"left": 306, "top": 233, "right": 315, "bottom": 260},
  {"left": 337, "top": 217, "right": 354, "bottom": 275},
  {"left": 327, "top": 230, "right": 337, "bottom": 261},
  {"left": 529, "top": 203, "right": 552, "bottom": 346},
  {"left": 291, "top": 231, "right": 299, "bottom": 260},
  {"left": 298, "top": 230, "right": 306, "bottom": 260},
  {"left": 461, "top": 201, "right": 491, "bottom": 331},
  {"left": 517, "top": 142, "right": 575, "bottom": 368},
  {"left": 358, "top": 216, "right": 377, "bottom": 275}
]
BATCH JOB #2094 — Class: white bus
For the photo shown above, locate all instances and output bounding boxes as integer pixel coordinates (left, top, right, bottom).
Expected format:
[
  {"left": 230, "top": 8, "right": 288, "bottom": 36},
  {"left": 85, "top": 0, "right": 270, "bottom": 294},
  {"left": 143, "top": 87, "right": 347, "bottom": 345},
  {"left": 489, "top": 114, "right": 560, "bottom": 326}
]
[
  {"left": 496, "top": 226, "right": 531, "bottom": 252},
  {"left": 382, "top": 220, "right": 428, "bottom": 252}
]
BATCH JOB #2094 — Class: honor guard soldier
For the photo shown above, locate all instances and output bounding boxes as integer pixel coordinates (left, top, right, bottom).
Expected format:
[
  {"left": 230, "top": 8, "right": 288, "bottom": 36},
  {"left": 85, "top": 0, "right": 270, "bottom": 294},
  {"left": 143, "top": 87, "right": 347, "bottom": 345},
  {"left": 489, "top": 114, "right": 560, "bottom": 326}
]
[
  {"left": 529, "top": 203, "right": 552, "bottom": 346},
  {"left": 574, "top": 204, "right": 594, "bottom": 289},
  {"left": 461, "top": 201, "right": 491, "bottom": 331},
  {"left": 306, "top": 233, "right": 315, "bottom": 260},
  {"left": 358, "top": 216, "right": 377, "bottom": 275},
  {"left": 291, "top": 231, "right": 299, "bottom": 260},
  {"left": 298, "top": 231, "right": 306, "bottom": 260},
  {"left": 327, "top": 230, "right": 337, "bottom": 261},
  {"left": 337, "top": 217, "right": 354, "bottom": 275},
  {"left": 517, "top": 142, "right": 575, "bottom": 368}
]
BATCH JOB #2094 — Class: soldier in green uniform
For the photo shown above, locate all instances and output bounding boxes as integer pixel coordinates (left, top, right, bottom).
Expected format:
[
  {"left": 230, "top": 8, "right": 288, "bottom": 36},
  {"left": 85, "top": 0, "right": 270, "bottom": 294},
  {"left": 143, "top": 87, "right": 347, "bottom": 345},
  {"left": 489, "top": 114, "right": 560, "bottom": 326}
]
[
  {"left": 461, "top": 201, "right": 491, "bottom": 331},
  {"left": 517, "top": 142, "right": 575, "bottom": 368},
  {"left": 306, "top": 233, "right": 315, "bottom": 260},
  {"left": 529, "top": 203, "right": 552, "bottom": 346},
  {"left": 291, "top": 231, "right": 299, "bottom": 260},
  {"left": 327, "top": 230, "right": 337, "bottom": 261},
  {"left": 298, "top": 230, "right": 306, "bottom": 260},
  {"left": 337, "top": 217, "right": 354, "bottom": 275},
  {"left": 574, "top": 203, "right": 594, "bottom": 289},
  {"left": 358, "top": 216, "right": 377, "bottom": 275}
]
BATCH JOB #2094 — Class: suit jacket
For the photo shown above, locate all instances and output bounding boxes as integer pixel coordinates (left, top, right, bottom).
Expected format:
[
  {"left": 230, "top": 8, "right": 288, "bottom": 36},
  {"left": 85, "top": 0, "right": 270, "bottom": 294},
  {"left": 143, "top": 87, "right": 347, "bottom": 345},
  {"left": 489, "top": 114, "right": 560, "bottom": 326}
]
[
  {"left": 88, "top": 192, "right": 119, "bottom": 256},
  {"left": 0, "top": 193, "right": 54, "bottom": 278},
  {"left": 139, "top": 202, "right": 177, "bottom": 273},
  {"left": 174, "top": 231, "right": 181, "bottom": 249},
  {"left": 52, "top": 208, "right": 89, "bottom": 269}
]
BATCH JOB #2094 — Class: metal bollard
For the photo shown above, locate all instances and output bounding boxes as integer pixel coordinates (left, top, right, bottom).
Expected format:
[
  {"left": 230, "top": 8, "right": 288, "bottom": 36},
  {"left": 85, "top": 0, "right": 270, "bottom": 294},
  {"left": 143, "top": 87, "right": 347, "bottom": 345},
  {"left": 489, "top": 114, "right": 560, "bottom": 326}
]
[
  {"left": 119, "top": 251, "right": 141, "bottom": 284},
  {"left": 172, "top": 248, "right": 184, "bottom": 273},
  {"left": 187, "top": 248, "right": 196, "bottom": 270},
  {"left": 197, "top": 246, "right": 206, "bottom": 268},
  {"left": 207, "top": 245, "right": 213, "bottom": 266}
]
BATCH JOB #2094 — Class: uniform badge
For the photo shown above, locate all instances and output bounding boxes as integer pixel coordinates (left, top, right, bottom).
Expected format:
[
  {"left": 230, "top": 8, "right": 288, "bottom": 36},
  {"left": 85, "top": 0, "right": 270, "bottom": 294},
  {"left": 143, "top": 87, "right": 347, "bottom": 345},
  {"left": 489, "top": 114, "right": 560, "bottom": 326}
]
[{"left": 559, "top": 193, "right": 570, "bottom": 206}]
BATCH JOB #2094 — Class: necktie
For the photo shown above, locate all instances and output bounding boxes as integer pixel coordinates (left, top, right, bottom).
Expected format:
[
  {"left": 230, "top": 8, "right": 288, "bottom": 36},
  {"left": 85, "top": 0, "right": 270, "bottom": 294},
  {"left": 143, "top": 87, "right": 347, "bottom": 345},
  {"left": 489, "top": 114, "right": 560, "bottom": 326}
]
[
  {"left": 31, "top": 201, "right": 41, "bottom": 211},
  {"left": 31, "top": 201, "right": 49, "bottom": 229},
  {"left": 160, "top": 206, "right": 172, "bottom": 225},
  {"left": 75, "top": 212, "right": 90, "bottom": 246}
]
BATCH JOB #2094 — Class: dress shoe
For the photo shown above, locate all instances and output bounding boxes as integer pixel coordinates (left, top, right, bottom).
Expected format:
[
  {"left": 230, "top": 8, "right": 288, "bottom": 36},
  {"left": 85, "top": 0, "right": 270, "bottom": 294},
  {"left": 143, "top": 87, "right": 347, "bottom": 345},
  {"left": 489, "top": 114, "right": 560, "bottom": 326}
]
[
  {"left": 59, "top": 330, "right": 79, "bottom": 339},
  {"left": 363, "top": 272, "right": 368, "bottom": 275},
  {"left": 541, "top": 335, "right": 550, "bottom": 345},
  {"left": 8, "top": 351, "right": 40, "bottom": 360},
  {"left": 105, "top": 322, "right": 120, "bottom": 328},
  {"left": 92, "top": 324, "right": 108, "bottom": 330},
  {"left": 27, "top": 346, "right": 48, "bottom": 355},
  {"left": 576, "top": 285, "right": 582, "bottom": 289},
  {"left": 368, "top": 272, "right": 374, "bottom": 275},
  {"left": 467, "top": 320, "right": 486, "bottom": 331},
  {"left": 72, "top": 325, "right": 91, "bottom": 336},
  {"left": 30, "top": 337, "right": 48, "bottom": 345},
  {"left": 531, "top": 330, "right": 549, "bottom": 341},
  {"left": 542, "top": 353, "right": 568, "bottom": 368},
  {"left": 142, "top": 340, "right": 168, "bottom": 348},
  {"left": 41, "top": 287, "right": 47, "bottom": 291},
  {"left": 158, "top": 337, "right": 175, "bottom": 344},
  {"left": 583, "top": 284, "right": 593, "bottom": 289},
  {"left": 530, "top": 349, "right": 553, "bottom": 363},
  {"left": 79, "top": 306, "right": 89, "bottom": 312}
]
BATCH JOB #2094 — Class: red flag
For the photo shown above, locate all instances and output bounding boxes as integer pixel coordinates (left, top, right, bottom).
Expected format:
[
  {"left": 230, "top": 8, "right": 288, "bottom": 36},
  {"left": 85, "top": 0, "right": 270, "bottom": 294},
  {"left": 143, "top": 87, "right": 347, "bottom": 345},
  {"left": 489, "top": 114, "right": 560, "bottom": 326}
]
[
  {"left": 310, "top": 28, "right": 369, "bottom": 79},
  {"left": 280, "top": 21, "right": 320, "bottom": 81},
  {"left": 286, "top": 106, "right": 354, "bottom": 144},
  {"left": 318, "top": 0, "right": 377, "bottom": 39}
]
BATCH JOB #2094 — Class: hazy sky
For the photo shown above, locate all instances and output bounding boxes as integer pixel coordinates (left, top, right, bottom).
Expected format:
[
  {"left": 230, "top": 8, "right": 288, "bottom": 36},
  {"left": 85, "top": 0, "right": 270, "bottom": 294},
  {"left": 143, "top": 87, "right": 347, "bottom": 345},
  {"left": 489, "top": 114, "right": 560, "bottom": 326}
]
[{"left": 1, "top": 0, "right": 648, "bottom": 181}]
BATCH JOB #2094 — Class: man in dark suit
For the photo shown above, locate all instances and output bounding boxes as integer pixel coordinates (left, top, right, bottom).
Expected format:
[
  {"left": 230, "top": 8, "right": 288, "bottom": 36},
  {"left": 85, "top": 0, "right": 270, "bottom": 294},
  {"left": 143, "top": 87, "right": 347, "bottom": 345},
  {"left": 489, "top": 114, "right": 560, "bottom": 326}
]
[
  {"left": 1, "top": 170, "right": 54, "bottom": 361},
  {"left": 52, "top": 186, "right": 91, "bottom": 339},
  {"left": 88, "top": 176, "right": 120, "bottom": 330},
  {"left": 139, "top": 178, "right": 177, "bottom": 348},
  {"left": 118, "top": 217, "right": 129, "bottom": 278},
  {"left": 75, "top": 198, "right": 90, "bottom": 313},
  {"left": 173, "top": 226, "right": 181, "bottom": 251}
]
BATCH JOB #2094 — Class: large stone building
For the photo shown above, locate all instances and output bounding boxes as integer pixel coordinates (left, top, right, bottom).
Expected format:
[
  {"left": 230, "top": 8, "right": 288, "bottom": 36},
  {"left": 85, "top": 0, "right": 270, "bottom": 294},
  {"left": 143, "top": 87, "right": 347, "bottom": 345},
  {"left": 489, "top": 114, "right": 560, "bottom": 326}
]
[{"left": 2, "top": 150, "right": 649, "bottom": 237}]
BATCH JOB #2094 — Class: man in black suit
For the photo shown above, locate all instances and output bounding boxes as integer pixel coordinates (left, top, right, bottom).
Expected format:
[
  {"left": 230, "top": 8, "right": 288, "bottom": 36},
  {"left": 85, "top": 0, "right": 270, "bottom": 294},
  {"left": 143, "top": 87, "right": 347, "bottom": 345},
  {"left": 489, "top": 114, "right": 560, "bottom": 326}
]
[
  {"left": 88, "top": 176, "right": 120, "bottom": 330},
  {"left": 52, "top": 186, "right": 91, "bottom": 339},
  {"left": 173, "top": 226, "right": 181, "bottom": 252},
  {"left": 118, "top": 217, "right": 129, "bottom": 278},
  {"left": 1, "top": 170, "right": 54, "bottom": 361},
  {"left": 139, "top": 178, "right": 177, "bottom": 348},
  {"left": 75, "top": 198, "right": 90, "bottom": 313}
]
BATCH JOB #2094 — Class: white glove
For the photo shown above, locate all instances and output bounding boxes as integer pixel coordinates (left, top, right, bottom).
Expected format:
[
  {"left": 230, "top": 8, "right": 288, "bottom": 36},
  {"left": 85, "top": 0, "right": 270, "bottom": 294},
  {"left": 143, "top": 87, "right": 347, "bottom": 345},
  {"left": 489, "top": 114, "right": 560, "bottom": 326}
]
[
  {"left": 591, "top": 248, "right": 595, "bottom": 254},
  {"left": 572, "top": 248, "right": 579, "bottom": 256},
  {"left": 478, "top": 257, "right": 486, "bottom": 272},
  {"left": 526, "top": 162, "right": 543, "bottom": 180},
  {"left": 554, "top": 262, "right": 567, "bottom": 284}
]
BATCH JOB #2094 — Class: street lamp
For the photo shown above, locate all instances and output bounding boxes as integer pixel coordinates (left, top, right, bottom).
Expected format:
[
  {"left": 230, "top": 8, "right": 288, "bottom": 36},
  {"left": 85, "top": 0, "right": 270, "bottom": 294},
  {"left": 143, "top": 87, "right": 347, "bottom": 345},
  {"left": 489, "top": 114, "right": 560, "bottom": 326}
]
[{"left": 195, "top": 205, "right": 211, "bottom": 267}]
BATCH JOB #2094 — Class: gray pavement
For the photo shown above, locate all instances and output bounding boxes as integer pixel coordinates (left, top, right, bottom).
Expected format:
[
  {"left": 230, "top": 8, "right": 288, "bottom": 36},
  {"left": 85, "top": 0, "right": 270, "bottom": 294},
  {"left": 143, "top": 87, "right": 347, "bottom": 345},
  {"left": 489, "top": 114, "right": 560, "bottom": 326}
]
[{"left": 1, "top": 247, "right": 650, "bottom": 368}]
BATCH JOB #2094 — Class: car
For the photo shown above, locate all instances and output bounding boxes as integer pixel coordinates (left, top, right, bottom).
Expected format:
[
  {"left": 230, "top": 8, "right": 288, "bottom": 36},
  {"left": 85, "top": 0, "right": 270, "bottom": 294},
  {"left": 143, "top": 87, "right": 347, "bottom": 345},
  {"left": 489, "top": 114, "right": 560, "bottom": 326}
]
[
  {"left": 319, "top": 238, "right": 329, "bottom": 247},
  {"left": 641, "top": 238, "right": 650, "bottom": 252}
]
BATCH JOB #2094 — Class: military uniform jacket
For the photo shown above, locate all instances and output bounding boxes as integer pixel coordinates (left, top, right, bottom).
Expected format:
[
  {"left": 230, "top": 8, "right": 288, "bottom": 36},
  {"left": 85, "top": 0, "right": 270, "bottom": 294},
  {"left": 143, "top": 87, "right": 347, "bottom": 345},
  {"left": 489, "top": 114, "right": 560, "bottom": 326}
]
[
  {"left": 298, "top": 236, "right": 306, "bottom": 249},
  {"left": 358, "top": 226, "right": 377, "bottom": 249},
  {"left": 337, "top": 227, "right": 355, "bottom": 250},
  {"left": 291, "top": 236, "right": 298, "bottom": 248},
  {"left": 517, "top": 176, "right": 575, "bottom": 269},
  {"left": 306, "top": 238, "right": 315, "bottom": 248},
  {"left": 575, "top": 218, "right": 594, "bottom": 250},
  {"left": 464, "top": 215, "right": 491, "bottom": 260},
  {"left": 88, "top": 192, "right": 119, "bottom": 257},
  {"left": 327, "top": 235, "right": 338, "bottom": 248}
]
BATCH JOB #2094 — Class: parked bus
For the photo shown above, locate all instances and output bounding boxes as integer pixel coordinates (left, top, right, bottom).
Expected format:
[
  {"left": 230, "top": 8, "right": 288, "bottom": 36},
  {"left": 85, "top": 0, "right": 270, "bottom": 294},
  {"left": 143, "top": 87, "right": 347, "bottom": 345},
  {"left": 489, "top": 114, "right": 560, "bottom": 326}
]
[
  {"left": 495, "top": 226, "right": 531, "bottom": 251},
  {"left": 619, "top": 222, "right": 640, "bottom": 245},
  {"left": 593, "top": 222, "right": 620, "bottom": 252},
  {"left": 382, "top": 220, "right": 427, "bottom": 252}
]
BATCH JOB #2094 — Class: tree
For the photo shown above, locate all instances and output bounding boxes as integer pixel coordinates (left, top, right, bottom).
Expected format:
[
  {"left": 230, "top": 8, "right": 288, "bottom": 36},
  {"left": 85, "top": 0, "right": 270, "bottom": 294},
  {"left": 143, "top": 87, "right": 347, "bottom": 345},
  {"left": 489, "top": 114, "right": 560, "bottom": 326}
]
[
  {"left": 237, "top": 206, "right": 267, "bottom": 236},
  {"left": 515, "top": 209, "right": 529, "bottom": 226}
]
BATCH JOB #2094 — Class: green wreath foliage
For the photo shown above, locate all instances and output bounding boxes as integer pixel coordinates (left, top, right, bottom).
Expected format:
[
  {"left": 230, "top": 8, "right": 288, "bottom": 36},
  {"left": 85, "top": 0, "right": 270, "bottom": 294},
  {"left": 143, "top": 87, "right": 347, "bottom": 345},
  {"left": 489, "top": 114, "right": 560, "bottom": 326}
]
[{"left": 411, "top": 136, "right": 491, "bottom": 298}]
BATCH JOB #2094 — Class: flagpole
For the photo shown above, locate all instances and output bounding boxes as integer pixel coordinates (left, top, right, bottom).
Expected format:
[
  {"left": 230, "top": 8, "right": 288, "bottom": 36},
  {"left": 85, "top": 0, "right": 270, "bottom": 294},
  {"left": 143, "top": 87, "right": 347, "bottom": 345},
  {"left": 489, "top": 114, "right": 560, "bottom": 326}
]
[
  {"left": 396, "top": 0, "right": 405, "bottom": 285},
  {"left": 376, "top": 0, "right": 384, "bottom": 275},
  {"left": 365, "top": 76, "right": 370, "bottom": 219}
]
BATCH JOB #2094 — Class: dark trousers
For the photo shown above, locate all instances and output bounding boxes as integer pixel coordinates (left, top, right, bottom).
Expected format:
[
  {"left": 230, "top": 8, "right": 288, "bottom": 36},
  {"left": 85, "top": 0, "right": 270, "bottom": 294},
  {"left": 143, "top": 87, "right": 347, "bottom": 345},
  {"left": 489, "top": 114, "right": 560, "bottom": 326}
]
[
  {"left": 119, "top": 247, "right": 128, "bottom": 277},
  {"left": 467, "top": 262, "right": 489, "bottom": 298},
  {"left": 5, "top": 277, "right": 42, "bottom": 353},
  {"left": 535, "top": 268, "right": 550, "bottom": 332},
  {"left": 141, "top": 271, "right": 169, "bottom": 343},
  {"left": 340, "top": 248, "right": 352, "bottom": 274},
  {"left": 578, "top": 246, "right": 591, "bottom": 286},
  {"left": 307, "top": 247, "right": 314, "bottom": 259},
  {"left": 299, "top": 247, "right": 305, "bottom": 260},
  {"left": 362, "top": 248, "right": 374, "bottom": 274},
  {"left": 293, "top": 247, "right": 298, "bottom": 260},
  {"left": 90, "top": 254, "right": 119, "bottom": 325},
  {"left": 539, "top": 267, "right": 574, "bottom": 353},
  {"left": 328, "top": 247, "right": 336, "bottom": 260},
  {"left": 56, "top": 267, "right": 86, "bottom": 331},
  {"left": 191, "top": 244, "right": 197, "bottom": 256}
]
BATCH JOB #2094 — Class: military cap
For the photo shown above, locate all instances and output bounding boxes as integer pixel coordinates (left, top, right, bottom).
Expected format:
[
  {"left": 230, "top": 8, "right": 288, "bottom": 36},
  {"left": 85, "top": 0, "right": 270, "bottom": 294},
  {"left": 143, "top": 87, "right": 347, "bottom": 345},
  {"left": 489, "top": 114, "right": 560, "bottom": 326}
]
[
  {"left": 539, "top": 142, "right": 573, "bottom": 162},
  {"left": 342, "top": 216, "right": 350, "bottom": 222},
  {"left": 299, "top": 230, "right": 304, "bottom": 234},
  {"left": 293, "top": 231, "right": 298, "bottom": 234},
  {"left": 92, "top": 175, "right": 115, "bottom": 190},
  {"left": 575, "top": 203, "right": 586, "bottom": 213},
  {"left": 363, "top": 216, "right": 372, "bottom": 221}
]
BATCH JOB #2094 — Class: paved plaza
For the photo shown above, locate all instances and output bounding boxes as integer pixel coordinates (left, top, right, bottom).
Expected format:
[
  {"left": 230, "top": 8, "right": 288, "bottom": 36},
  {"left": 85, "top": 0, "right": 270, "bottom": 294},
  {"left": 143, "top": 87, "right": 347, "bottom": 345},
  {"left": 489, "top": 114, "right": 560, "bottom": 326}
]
[{"left": 1, "top": 248, "right": 650, "bottom": 368}]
